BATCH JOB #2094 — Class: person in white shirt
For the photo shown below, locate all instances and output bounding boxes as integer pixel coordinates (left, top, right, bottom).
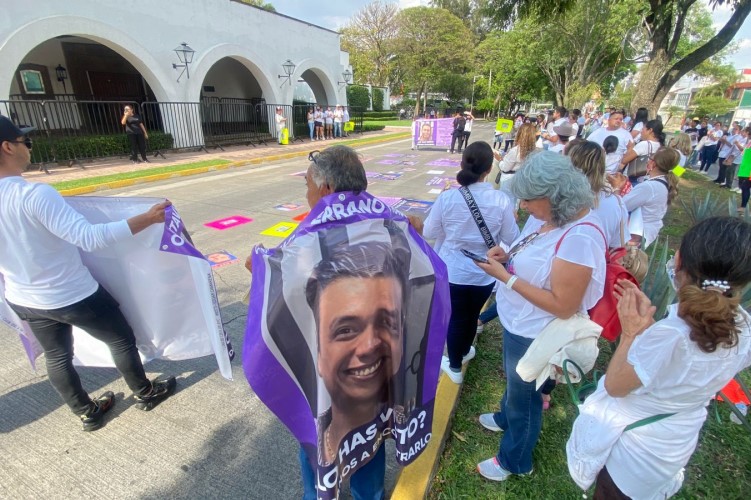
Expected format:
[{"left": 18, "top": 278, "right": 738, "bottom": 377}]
[
  {"left": 324, "top": 107, "right": 334, "bottom": 140},
  {"left": 472, "top": 152, "right": 606, "bottom": 482},
  {"left": 713, "top": 123, "right": 740, "bottom": 184},
  {"left": 629, "top": 107, "right": 649, "bottom": 143},
  {"left": 612, "top": 147, "right": 680, "bottom": 248},
  {"left": 568, "top": 216, "right": 751, "bottom": 500},
  {"left": 667, "top": 133, "right": 692, "bottom": 168},
  {"left": 603, "top": 136, "right": 622, "bottom": 174},
  {"left": 567, "top": 141, "right": 628, "bottom": 248},
  {"left": 588, "top": 110, "right": 634, "bottom": 165},
  {"left": 306, "top": 107, "right": 315, "bottom": 141},
  {"left": 699, "top": 121, "right": 724, "bottom": 173},
  {"left": 314, "top": 106, "right": 324, "bottom": 140},
  {"left": 333, "top": 104, "right": 344, "bottom": 138},
  {"left": 541, "top": 106, "right": 568, "bottom": 148},
  {"left": 619, "top": 119, "right": 664, "bottom": 183},
  {"left": 493, "top": 123, "right": 538, "bottom": 189},
  {"left": 548, "top": 122, "right": 575, "bottom": 154},
  {"left": 422, "top": 141, "right": 519, "bottom": 384},
  {"left": 0, "top": 116, "right": 176, "bottom": 432},
  {"left": 722, "top": 126, "right": 749, "bottom": 190},
  {"left": 342, "top": 106, "right": 350, "bottom": 137},
  {"left": 275, "top": 106, "right": 287, "bottom": 144},
  {"left": 460, "top": 111, "right": 475, "bottom": 151}
]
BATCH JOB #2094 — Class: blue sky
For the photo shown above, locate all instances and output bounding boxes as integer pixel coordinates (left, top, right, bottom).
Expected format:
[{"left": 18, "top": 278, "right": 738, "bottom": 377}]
[{"left": 270, "top": 0, "right": 750, "bottom": 71}]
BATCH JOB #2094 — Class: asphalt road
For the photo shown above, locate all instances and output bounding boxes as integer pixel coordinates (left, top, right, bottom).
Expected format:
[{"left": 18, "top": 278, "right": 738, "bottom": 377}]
[{"left": 0, "top": 122, "right": 497, "bottom": 499}]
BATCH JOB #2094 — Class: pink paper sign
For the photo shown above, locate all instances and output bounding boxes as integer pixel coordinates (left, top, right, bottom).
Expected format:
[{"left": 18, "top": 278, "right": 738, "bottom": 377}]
[{"left": 204, "top": 215, "right": 254, "bottom": 230}]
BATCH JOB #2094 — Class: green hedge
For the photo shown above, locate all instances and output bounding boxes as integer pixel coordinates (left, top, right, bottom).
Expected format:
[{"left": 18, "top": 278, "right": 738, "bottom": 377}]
[
  {"left": 347, "top": 85, "right": 371, "bottom": 110},
  {"left": 361, "top": 116, "right": 401, "bottom": 122},
  {"left": 31, "top": 132, "right": 174, "bottom": 163},
  {"left": 372, "top": 88, "right": 384, "bottom": 112},
  {"left": 363, "top": 111, "right": 398, "bottom": 119},
  {"left": 361, "top": 124, "right": 385, "bottom": 132}
]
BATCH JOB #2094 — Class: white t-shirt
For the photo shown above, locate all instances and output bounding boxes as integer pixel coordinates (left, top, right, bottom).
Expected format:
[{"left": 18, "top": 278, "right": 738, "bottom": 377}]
[
  {"left": 718, "top": 133, "right": 736, "bottom": 157},
  {"left": 423, "top": 183, "right": 519, "bottom": 286},
  {"left": 544, "top": 117, "right": 567, "bottom": 145},
  {"left": 548, "top": 143, "right": 565, "bottom": 154},
  {"left": 496, "top": 213, "right": 606, "bottom": 338},
  {"left": 630, "top": 121, "right": 644, "bottom": 143},
  {"left": 626, "top": 140, "right": 660, "bottom": 177},
  {"left": 594, "top": 191, "right": 628, "bottom": 248},
  {"left": 605, "top": 152, "right": 621, "bottom": 174},
  {"left": 324, "top": 111, "right": 334, "bottom": 124},
  {"left": 605, "top": 305, "right": 751, "bottom": 499},
  {"left": 464, "top": 118, "right": 473, "bottom": 133},
  {"left": 705, "top": 128, "right": 723, "bottom": 146},
  {"left": 275, "top": 112, "right": 286, "bottom": 128},
  {"left": 0, "top": 176, "right": 132, "bottom": 309},
  {"left": 731, "top": 136, "right": 748, "bottom": 164},
  {"left": 334, "top": 109, "right": 343, "bottom": 123},
  {"left": 623, "top": 176, "right": 669, "bottom": 248},
  {"left": 588, "top": 127, "right": 634, "bottom": 157}
]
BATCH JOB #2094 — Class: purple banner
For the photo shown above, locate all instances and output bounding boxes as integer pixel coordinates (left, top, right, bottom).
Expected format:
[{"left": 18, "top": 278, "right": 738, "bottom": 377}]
[
  {"left": 426, "top": 158, "right": 461, "bottom": 168},
  {"left": 413, "top": 118, "right": 454, "bottom": 148},
  {"left": 244, "top": 191, "right": 449, "bottom": 499},
  {"left": 160, "top": 205, "right": 205, "bottom": 259}
]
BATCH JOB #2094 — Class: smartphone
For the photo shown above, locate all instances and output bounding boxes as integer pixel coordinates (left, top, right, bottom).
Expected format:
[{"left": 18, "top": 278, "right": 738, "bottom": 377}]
[{"left": 460, "top": 249, "right": 489, "bottom": 264}]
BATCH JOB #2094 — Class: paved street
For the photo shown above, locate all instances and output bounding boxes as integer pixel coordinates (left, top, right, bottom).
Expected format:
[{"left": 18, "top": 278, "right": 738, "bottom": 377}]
[{"left": 0, "top": 122, "right": 497, "bottom": 499}]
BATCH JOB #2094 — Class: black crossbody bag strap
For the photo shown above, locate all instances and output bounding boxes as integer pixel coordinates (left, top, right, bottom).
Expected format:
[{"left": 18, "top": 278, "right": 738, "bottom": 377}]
[{"left": 459, "top": 186, "right": 496, "bottom": 249}]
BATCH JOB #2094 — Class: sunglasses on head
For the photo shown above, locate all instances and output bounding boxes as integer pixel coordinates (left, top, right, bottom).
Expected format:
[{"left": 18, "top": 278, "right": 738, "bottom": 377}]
[{"left": 308, "top": 150, "right": 320, "bottom": 164}]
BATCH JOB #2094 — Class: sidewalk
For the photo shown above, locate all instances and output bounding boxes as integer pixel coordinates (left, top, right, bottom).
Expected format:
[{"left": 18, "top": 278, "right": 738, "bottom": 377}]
[{"left": 24, "top": 128, "right": 411, "bottom": 188}]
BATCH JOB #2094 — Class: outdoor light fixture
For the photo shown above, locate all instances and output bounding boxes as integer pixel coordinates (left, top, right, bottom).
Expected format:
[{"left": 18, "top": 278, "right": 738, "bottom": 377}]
[
  {"left": 338, "top": 69, "right": 353, "bottom": 86},
  {"left": 55, "top": 64, "right": 68, "bottom": 93},
  {"left": 172, "top": 42, "right": 196, "bottom": 82},
  {"left": 278, "top": 59, "right": 296, "bottom": 87}
]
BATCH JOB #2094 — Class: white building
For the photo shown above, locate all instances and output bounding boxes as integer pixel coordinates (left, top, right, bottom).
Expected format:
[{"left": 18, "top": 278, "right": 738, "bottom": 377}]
[{"left": 0, "top": 0, "right": 352, "bottom": 155}]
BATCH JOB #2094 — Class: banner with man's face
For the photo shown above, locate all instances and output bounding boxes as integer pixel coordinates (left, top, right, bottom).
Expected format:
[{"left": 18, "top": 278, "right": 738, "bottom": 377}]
[{"left": 244, "top": 191, "right": 449, "bottom": 499}]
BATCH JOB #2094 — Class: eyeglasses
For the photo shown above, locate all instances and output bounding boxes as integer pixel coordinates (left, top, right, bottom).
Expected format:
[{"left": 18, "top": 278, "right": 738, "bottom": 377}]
[
  {"left": 308, "top": 150, "right": 320, "bottom": 164},
  {"left": 4, "top": 137, "right": 32, "bottom": 150},
  {"left": 507, "top": 231, "right": 541, "bottom": 262}
]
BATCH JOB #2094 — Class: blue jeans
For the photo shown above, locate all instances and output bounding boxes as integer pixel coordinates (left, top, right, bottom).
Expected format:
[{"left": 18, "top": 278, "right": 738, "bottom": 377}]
[
  {"left": 308, "top": 122, "right": 315, "bottom": 140},
  {"left": 479, "top": 296, "right": 498, "bottom": 325},
  {"left": 334, "top": 122, "right": 342, "bottom": 137},
  {"left": 491, "top": 330, "right": 543, "bottom": 474},
  {"left": 299, "top": 445, "right": 385, "bottom": 500}
]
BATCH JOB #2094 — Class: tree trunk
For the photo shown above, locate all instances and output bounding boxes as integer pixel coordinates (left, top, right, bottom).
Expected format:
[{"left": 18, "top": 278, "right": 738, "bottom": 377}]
[
  {"left": 414, "top": 82, "right": 424, "bottom": 118},
  {"left": 629, "top": 50, "right": 671, "bottom": 119}
]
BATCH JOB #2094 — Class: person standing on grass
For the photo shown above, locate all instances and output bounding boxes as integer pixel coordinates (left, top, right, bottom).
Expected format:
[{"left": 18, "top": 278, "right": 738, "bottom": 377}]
[
  {"left": 0, "top": 115, "right": 176, "bottom": 432},
  {"left": 568, "top": 216, "right": 751, "bottom": 500}
]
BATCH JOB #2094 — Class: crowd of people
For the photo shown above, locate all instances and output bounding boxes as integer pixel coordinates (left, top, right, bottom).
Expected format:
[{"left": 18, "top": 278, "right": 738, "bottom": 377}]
[{"left": 4, "top": 96, "right": 751, "bottom": 500}]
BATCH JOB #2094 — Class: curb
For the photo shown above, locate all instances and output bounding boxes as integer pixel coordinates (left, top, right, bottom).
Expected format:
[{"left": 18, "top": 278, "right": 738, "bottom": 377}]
[
  {"left": 57, "top": 132, "right": 411, "bottom": 196},
  {"left": 391, "top": 371, "right": 462, "bottom": 499}
]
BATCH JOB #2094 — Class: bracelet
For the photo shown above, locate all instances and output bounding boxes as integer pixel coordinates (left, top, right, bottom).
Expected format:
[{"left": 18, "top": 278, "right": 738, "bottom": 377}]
[{"left": 505, "top": 275, "right": 518, "bottom": 290}]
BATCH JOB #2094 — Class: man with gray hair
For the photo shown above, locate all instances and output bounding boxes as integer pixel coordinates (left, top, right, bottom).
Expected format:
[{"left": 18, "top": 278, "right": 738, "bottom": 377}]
[{"left": 245, "top": 144, "right": 388, "bottom": 499}]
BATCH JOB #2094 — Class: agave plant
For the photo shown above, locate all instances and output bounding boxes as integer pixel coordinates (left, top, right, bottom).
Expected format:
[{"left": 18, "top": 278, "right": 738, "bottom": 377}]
[
  {"left": 680, "top": 191, "right": 727, "bottom": 225},
  {"left": 642, "top": 238, "right": 677, "bottom": 321}
]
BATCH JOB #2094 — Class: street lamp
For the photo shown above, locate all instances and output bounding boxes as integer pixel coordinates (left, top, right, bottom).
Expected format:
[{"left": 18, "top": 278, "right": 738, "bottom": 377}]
[
  {"left": 470, "top": 75, "right": 483, "bottom": 111},
  {"left": 172, "top": 42, "right": 196, "bottom": 82},
  {"left": 55, "top": 64, "right": 68, "bottom": 93},
  {"left": 338, "top": 69, "right": 352, "bottom": 87},
  {"left": 278, "top": 59, "right": 296, "bottom": 87}
]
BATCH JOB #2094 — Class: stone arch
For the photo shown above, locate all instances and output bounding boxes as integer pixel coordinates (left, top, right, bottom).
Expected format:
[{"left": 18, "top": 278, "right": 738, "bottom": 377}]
[
  {"left": 0, "top": 16, "right": 171, "bottom": 101},
  {"left": 187, "top": 45, "right": 278, "bottom": 104},
  {"left": 293, "top": 59, "right": 340, "bottom": 106}
]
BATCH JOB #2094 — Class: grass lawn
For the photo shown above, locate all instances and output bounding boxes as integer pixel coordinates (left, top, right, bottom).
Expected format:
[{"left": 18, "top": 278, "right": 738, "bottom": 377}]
[
  {"left": 51, "top": 159, "right": 233, "bottom": 191},
  {"left": 430, "top": 169, "right": 751, "bottom": 499},
  {"left": 363, "top": 119, "right": 414, "bottom": 127}
]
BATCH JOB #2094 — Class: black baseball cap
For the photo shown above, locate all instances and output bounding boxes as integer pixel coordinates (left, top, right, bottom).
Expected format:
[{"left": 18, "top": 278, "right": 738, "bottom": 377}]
[{"left": 0, "top": 115, "right": 35, "bottom": 143}]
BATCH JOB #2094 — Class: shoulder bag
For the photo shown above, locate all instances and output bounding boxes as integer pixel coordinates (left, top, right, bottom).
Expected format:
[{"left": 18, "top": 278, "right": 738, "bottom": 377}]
[
  {"left": 626, "top": 141, "right": 654, "bottom": 178},
  {"left": 458, "top": 186, "right": 496, "bottom": 249}
]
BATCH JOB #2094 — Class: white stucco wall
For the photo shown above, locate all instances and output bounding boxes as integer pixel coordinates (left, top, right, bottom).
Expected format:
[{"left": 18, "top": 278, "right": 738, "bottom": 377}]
[{"left": 0, "top": 0, "right": 347, "bottom": 105}]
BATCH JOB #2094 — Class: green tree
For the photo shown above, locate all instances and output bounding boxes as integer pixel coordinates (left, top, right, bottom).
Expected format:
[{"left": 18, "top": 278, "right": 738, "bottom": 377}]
[
  {"left": 346, "top": 85, "right": 371, "bottom": 109},
  {"left": 371, "top": 87, "right": 385, "bottom": 111},
  {"left": 485, "top": 0, "right": 751, "bottom": 116},
  {"left": 341, "top": 1, "right": 399, "bottom": 87},
  {"left": 692, "top": 95, "right": 737, "bottom": 118},
  {"left": 392, "top": 7, "right": 474, "bottom": 117},
  {"left": 430, "top": 0, "right": 492, "bottom": 39},
  {"left": 238, "top": 0, "right": 276, "bottom": 12}
]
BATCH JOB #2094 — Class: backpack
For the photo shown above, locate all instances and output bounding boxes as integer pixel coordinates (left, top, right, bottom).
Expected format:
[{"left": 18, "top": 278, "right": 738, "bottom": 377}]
[
  {"left": 555, "top": 222, "right": 640, "bottom": 342},
  {"left": 454, "top": 116, "right": 466, "bottom": 132}
]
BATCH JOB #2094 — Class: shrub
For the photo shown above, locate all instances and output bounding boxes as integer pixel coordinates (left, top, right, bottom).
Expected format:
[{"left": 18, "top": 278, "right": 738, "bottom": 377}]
[
  {"left": 347, "top": 86, "right": 371, "bottom": 110},
  {"left": 30, "top": 132, "right": 174, "bottom": 164},
  {"left": 360, "top": 124, "right": 385, "bottom": 132},
  {"left": 372, "top": 88, "right": 384, "bottom": 112},
  {"left": 363, "top": 111, "right": 398, "bottom": 119}
]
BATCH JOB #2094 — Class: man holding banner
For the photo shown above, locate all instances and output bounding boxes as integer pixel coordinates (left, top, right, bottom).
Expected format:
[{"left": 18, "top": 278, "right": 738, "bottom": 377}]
[
  {"left": 0, "top": 116, "right": 176, "bottom": 432},
  {"left": 244, "top": 145, "right": 450, "bottom": 499}
]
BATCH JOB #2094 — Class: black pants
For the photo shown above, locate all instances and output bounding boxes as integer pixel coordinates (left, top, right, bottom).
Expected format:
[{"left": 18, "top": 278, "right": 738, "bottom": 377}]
[
  {"left": 128, "top": 133, "right": 147, "bottom": 162},
  {"left": 713, "top": 157, "right": 728, "bottom": 182},
  {"left": 446, "top": 282, "right": 494, "bottom": 369},
  {"left": 594, "top": 466, "right": 631, "bottom": 499},
  {"left": 504, "top": 139, "right": 514, "bottom": 152},
  {"left": 450, "top": 131, "right": 463, "bottom": 153},
  {"left": 740, "top": 177, "right": 751, "bottom": 208},
  {"left": 8, "top": 286, "right": 151, "bottom": 416},
  {"left": 700, "top": 144, "right": 718, "bottom": 171},
  {"left": 459, "top": 131, "right": 471, "bottom": 151}
]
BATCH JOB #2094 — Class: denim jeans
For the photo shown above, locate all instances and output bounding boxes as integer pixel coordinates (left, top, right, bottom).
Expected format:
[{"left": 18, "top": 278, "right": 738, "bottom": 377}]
[
  {"left": 308, "top": 122, "right": 315, "bottom": 140},
  {"left": 479, "top": 296, "right": 498, "bottom": 325},
  {"left": 300, "top": 445, "right": 385, "bottom": 500},
  {"left": 447, "top": 282, "right": 494, "bottom": 369},
  {"left": 334, "top": 122, "right": 342, "bottom": 138},
  {"left": 491, "top": 330, "right": 543, "bottom": 474},
  {"left": 8, "top": 285, "right": 151, "bottom": 416},
  {"left": 740, "top": 177, "right": 751, "bottom": 208}
]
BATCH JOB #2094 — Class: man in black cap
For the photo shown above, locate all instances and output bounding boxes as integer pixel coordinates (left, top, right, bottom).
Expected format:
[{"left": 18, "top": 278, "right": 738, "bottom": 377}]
[{"left": 0, "top": 116, "right": 176, "bottom": 431}]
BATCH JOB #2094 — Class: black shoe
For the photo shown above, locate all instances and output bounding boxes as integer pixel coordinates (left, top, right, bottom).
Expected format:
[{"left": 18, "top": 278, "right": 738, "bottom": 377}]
[
  {"left": 134, "top": 376, "right": 176, "bottom": 411},
  {"left": 80, "top": 391, "right": 115, "bottom": 432}
]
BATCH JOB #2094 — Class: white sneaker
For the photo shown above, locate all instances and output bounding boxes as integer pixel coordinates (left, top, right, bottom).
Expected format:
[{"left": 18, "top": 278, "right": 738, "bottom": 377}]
[
  {"left": 477, "top": 457, "right": 532, "bottom": 482},
  {"left": 463, "top": 346, "right": 476, "bottom": 364},
  {"left": 476, "top": 323, "right": 484, "bottom": 335},
  {"left": 479, "top": 413, "right": 502, "bottom": 432},
  {"left": 440, "top": 357, "right": 463, "bottom": 384},
  {"left": 733, "top": 187, "right": 742, "bottom": 194}
]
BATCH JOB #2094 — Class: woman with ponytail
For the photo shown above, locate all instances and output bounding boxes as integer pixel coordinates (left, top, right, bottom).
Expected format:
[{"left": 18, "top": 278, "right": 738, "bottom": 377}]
[
  {"left": 615, "top": 147, "right": 679, "bottom": 247},
  {"left": 619, "top": 119, "right": 664, "bottom": 183},
  {"left": 568, "top": 216, "right": 751, "bottom": 500},
  {"left": 422, "top": 141, "right": 520, "bottom": 384}
]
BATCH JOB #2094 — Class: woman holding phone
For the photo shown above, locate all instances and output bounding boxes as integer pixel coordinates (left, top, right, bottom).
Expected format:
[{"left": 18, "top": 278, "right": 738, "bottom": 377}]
[
  {"left": 121, "top": 105, "right": 149, "bottom": 164},
  {"left": 422, "top": 141, "right": 519, "bottom": 384}
]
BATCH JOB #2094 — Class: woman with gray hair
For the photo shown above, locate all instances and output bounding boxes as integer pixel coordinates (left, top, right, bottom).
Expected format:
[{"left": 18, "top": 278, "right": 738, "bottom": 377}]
[{"left": 473, "top": 151, "right": 607, "bottom": 482}]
